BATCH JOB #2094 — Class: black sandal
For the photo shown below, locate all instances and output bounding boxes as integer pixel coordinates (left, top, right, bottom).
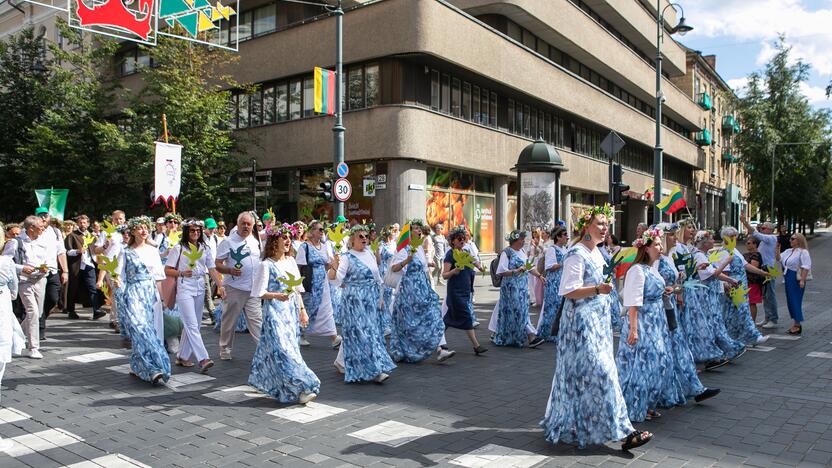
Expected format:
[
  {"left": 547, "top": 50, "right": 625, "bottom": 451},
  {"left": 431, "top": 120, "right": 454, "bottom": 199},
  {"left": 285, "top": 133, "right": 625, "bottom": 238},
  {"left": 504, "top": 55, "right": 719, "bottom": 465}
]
[
  {"left": 622, "top": 430, "right": 652, "bottom": 451},
  {"left": 473, "top": 346, "right": 488, "bottom": 356}
]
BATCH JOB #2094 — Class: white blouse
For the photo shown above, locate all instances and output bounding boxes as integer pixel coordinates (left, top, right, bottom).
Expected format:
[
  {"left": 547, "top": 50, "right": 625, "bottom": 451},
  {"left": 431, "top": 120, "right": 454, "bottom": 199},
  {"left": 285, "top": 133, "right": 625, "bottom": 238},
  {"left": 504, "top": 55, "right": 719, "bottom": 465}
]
[
  {"left": 496, "top": 247, "right": 527, "bottom": 274},
  {"left": 621, "top": 263, "right": 664, "bottom": 307},
  {"left": 251, "top": 257, "right": 305, "bottom": 298},
  {"left": 165, "top": 244, "right": 216, "bottom": 296},
  {"left": 781, "top": 248, "right": 811, "bottom": 273},
  {"left": 691, "top": 250, "right": 717, "bottom": 281},
  {"left": 120, "top": 244, "right": 166, "bottom": 281},
  {"left": 544, "top": 245, "right": 565, "bottom": 270},
  {"left": 392, "top": 245, "right": 429, "bottom": 273},
  {"left": 296, "top": 241, "right": 333, "bottom": 266},
  {"left": 331, "top": 248, "right": 381, "bottom": 287},
  {"left": 558, "top": 244, "right": 606, "bottom": 296}
]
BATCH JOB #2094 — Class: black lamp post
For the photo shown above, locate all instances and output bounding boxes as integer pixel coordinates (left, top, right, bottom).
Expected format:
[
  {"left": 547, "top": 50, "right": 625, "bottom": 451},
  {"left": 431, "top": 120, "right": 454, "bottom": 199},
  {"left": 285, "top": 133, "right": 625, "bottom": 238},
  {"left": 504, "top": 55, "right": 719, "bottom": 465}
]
[{"left": 511, "top": 136, "right": 568, "bottom": 233}]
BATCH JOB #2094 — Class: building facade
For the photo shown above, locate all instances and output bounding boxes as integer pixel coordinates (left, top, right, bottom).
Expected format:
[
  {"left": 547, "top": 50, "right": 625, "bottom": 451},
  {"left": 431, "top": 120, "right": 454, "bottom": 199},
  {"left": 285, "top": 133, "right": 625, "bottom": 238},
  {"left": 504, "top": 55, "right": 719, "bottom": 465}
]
[{"left": 3, "top": 0, "right": 710, "bottom": 252}]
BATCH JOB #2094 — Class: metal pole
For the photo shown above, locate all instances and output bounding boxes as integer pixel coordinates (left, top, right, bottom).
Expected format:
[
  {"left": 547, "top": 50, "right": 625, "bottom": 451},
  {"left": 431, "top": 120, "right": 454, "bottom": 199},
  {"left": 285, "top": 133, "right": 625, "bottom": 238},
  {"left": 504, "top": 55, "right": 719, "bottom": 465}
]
[
  {"left": 653, "top": 0, "right": 663, "bottom": 226},
  {"left": 333, "top": 0, "right": 345, "bottom": 218},
  {"left": 252, "top": 158, "right": 257, "bottom": 213},
  {"left": 769, "top": 145, "right": 774, "bottom": 220}
]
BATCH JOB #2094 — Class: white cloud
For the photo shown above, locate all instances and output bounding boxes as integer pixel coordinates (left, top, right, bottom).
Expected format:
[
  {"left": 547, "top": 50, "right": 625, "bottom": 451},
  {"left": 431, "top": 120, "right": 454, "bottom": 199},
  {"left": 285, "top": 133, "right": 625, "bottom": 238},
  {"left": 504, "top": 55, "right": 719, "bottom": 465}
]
[
  {"left": 726, "top": 77, "right": 749, "bottom": 96},
  {"left": 799, "top": 82, "right": 831, "bottom": 107},
  {"left": 684, "top": 0, "right": 832, "bottom": 75}
]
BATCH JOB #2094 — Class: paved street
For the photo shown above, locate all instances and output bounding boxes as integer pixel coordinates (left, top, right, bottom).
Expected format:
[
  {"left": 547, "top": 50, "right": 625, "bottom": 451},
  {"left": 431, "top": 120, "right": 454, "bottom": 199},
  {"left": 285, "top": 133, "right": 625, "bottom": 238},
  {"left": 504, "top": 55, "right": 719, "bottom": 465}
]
[{"left": 1, "top": 232, "right": 831, "bottom": 468}]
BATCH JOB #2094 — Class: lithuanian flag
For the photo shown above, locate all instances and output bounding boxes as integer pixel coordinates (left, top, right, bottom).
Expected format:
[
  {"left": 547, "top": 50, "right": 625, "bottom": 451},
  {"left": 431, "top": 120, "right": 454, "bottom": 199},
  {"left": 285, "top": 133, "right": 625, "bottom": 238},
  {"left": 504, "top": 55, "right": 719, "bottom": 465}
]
[
  {"left": 615, "top": 247, "right": 637, "bottom": 278},
  {"left": 313, "top": 67, "right": 336, "bottom": 115},
  {"left": 396, "top": 224, "right": 411, "bottom": 252},
  {"left": 657, "top": 186, "right": 686, "bottom": 215}
]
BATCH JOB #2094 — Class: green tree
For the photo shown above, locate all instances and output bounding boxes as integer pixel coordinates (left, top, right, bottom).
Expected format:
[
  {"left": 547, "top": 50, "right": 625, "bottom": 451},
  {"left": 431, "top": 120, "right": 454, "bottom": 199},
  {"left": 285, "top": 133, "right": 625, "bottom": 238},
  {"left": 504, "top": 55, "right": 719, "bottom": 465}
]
[{"left": 736, "top": 36, "right": 832, "bottom": 228}]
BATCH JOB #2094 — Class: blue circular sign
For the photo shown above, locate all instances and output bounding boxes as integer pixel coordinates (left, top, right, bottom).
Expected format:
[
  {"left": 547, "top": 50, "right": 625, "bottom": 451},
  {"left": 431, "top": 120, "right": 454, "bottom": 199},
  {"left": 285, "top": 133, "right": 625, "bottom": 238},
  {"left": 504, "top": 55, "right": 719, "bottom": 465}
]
[{"left": 336, "top": 162, "right": 349, "bottom": 178}]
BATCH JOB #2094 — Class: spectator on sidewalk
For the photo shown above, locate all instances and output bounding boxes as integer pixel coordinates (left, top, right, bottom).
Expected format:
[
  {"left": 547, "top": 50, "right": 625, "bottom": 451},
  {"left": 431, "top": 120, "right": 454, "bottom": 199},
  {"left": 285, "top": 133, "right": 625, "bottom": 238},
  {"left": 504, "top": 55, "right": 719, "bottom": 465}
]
[
  {"left": 65, "top": 215, "right": 104, "bottom": 321},
  {"left": 743, "top": 219, "right": 780, "bottom": 329},
  {"left": 781, "top": 233, "right": 811, "bottom": 336},
  {"left": 34, "top": 209, "right": 68, "bottom": 338},
  {"left": 743, "top": 237, "right": 765, "bottom": 325}
]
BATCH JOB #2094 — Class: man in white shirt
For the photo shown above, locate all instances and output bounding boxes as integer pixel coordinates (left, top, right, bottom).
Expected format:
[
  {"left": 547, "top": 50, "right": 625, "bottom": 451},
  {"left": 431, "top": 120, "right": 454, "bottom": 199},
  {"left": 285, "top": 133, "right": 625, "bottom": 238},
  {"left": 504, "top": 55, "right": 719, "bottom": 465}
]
[
  {"left": 33, "top": 208, "right": 68, "bottom": 339},
  {"left": 65, "top": 215, "right": 105, "bottom": 321},
  {"left": 203, "top": 217, "right": 220, "bottom": 321},
  {"left": 151, "top": 217, "right": 167, "bottom": 246},
  {"left": 214, "top": 212, "right": 262, "bottom": 361},
  {"left": 743, "top": 218, "right": 780, "bottom": 328},
  {"left": 2, "top": 216, "right": 49, "bottom": 358}
]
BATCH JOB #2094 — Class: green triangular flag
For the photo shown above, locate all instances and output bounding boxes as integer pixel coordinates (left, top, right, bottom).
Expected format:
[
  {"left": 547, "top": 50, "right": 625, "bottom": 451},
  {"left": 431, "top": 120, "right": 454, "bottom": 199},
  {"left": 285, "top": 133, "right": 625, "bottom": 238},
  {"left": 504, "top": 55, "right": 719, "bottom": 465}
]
[
  {"left": 159, "top": 0, "right": 191, "bottom": 18},
  {"left": 175, "top": 12, "right": 200, "bottom": 37},
  {"left": 34, "top": 188, "right": 69, "bottom": 221}
]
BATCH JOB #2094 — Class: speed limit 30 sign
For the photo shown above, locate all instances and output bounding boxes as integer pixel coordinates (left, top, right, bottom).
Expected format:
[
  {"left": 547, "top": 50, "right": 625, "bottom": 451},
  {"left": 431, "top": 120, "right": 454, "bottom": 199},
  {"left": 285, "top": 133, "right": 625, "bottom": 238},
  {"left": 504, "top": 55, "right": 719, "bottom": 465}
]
[{"left": 333, "top": 178, "right": 352, "bottom": 201}]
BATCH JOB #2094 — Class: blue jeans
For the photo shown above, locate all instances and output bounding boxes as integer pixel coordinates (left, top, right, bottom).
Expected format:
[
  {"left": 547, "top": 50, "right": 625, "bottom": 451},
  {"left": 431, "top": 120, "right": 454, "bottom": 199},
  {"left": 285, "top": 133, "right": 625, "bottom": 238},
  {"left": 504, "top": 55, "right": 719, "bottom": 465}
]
[
  {"left": 763, "top": 277, "right": 779, "bottom": 323},
  {"left": 784, "top": 270, "right": 805, "bottom": 323}
]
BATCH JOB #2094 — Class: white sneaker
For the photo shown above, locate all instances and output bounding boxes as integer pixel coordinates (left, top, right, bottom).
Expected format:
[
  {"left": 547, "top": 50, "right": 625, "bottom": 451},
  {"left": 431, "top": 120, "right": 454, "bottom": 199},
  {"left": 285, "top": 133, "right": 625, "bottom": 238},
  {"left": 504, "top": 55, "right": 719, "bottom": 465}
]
[
  {"left": 24, "top": 349, "right": 43, "bottom": 359},
  {"left": 762, "top": 321, "right": 778, "bottom": 329},
  {"left": 472, "top": 321, "right": 480, "bottom": 328},
  {"left": 755, "top": 318, "right": 766, "bottom": 326},
  {"left": 300, "top": 337, "right": 311, "bottom": 347},
  {"left": 298, "top": 392, "right": 317, "bottom": 405},
  {"left": 437, "top": 349, "right": 456, "bottom": 362},
  {"left": 374, "top": 372, "right": 389, "bottom": 383},
  {"left": 755, "top": 335, "right": 770, "bottom": 345},
  {"left": 219, "top": 351, "right": 232, "bottom": 361},
  {"left": 331, "top": 335, "right": 342, "bottom": 348},
  {"left": 0, "top": 437, "right": 14, "bottom": 451},
  {"left": 333, "top": 361, "right": 345, "bottom": 374}
]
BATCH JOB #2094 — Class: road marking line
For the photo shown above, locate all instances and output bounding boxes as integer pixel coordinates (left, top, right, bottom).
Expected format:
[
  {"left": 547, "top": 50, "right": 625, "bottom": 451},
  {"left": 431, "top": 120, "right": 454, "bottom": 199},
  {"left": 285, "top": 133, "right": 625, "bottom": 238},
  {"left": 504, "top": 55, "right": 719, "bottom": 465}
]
[
  {"left": 0, "top": 408, "right": 31, "bottom": 424},
  {"left": 748, "top": 346, "right": 776, "bottom": 352},
  {"left": 268, "top": 402, "right": 347, "bottom": 423},
  {"left": 0, "top": 428, "right": 84, "bottom": 457},
  {"left": 807, "top": 352, "right": 832, "bottom": 359},
  {"left": 348, "top": 420, "right": 436, "bottom": 447},
  {"left": 67, "top": 351, "right": 125, "bottom": 363},
  {"left": 449, "top": 443, "right": 547, "bottom": 468},
  {"left": 766, "top": 334, "right": 801, "bottom": 341},
  {"left": 106, "top": 364, "right": 132, "bottom": 374},
  {"left": 62, "top": 453, "right": 151, "bottom": 467},
  {"left": 165, "top": 373, "right": 215, "bottom": 390}
]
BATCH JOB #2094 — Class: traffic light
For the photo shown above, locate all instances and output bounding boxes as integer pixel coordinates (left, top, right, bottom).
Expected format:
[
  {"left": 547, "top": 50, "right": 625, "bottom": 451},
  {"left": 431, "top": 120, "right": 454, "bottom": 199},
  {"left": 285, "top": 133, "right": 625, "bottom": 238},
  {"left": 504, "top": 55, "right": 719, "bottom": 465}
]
[
  {"left": 611, "top": 163, "right": 630, "bottom": 205},
  {"left": 319, "top": 180, "right": 334, "bottom": 202}
]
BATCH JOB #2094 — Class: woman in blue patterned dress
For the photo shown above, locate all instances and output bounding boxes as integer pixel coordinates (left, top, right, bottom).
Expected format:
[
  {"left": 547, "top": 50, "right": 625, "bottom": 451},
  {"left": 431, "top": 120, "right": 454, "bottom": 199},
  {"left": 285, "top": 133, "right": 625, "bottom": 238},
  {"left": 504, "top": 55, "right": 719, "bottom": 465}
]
[
  {"left": 375, "top": 226, "right": 396, "bottom": 336},
  {"left": 689, "top": 231, "right": 746, "bottom": 370},
  {"left": 541, "top": 205, "right": 652, "bottom": 450},
  {"left": 489, "top": 231, "right": 545, "bottom": 348},
  {"left": 441, "top": 226, "right": 487, "bottom": 355},
  {"left": 296, "top": 220, "right": 341, "bottom": 349},
  {"left": 249, "top": 224, "right": 319, "bottom": 405},
  {"left": 718, "top": 226, "right": 770, "bottom": 347},
  {"left": 114, "top": 216, "right": 171, "bottom": 386},
  {"left": 616, "top": 228, "right": 674, "bottom": 422},
  {"left": 601, "top": 235, "right": 624, "bottom": 332},
  {"left": 536, "top": 226, "right": 568, "bottom": 342},
  {"left": 389, "top": 220, "right": 454, "bottom": 362},
  {"left": 655, "top": 224, "right": 720, "bottom": 407},
  {"left": 328, "top": 225, "right": 396, "bottom": 383},
  {"left": 327, "top": 221, "right": 347, "bottom": 325}
]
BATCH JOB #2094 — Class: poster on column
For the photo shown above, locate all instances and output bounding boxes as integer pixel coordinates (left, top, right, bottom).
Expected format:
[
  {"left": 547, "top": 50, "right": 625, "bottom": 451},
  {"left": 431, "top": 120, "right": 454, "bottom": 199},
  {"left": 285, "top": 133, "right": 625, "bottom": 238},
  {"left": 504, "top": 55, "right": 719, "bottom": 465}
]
[
  {"left": 520, "top": 173, "right": 555, "bottom": 231},
  {"left": 154, "top": 142, "right": 182, "bottom": 206}
]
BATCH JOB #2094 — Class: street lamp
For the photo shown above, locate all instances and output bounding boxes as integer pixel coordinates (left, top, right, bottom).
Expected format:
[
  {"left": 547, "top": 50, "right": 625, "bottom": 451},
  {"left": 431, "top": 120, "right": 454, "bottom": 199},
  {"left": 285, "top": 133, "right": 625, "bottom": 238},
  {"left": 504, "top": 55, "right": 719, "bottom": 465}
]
[{"left": 653, "top": 2, "right": 693, "bottom": 225}]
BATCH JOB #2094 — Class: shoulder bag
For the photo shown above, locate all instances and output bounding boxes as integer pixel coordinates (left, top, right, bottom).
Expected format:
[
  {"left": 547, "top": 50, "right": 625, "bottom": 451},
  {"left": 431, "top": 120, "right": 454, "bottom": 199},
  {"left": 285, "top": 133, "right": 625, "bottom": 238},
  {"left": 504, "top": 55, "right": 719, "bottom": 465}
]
[
  {"left": 298, "top": 243, "right": 314, "bottom": 292},
  {"left": 160, "top": 246, "right": 184, "bottom": 309}
]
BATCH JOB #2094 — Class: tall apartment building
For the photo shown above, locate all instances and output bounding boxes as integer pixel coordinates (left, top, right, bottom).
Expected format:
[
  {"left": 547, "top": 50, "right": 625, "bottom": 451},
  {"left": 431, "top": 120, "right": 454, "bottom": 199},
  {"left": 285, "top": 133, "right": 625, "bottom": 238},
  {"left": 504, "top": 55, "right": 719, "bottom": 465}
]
[
  {"left": 2, "top": 0, "right": 707, "bottom": 252},
  {"left": 671, "top": 47, "right": 748, "bottom": 231}
]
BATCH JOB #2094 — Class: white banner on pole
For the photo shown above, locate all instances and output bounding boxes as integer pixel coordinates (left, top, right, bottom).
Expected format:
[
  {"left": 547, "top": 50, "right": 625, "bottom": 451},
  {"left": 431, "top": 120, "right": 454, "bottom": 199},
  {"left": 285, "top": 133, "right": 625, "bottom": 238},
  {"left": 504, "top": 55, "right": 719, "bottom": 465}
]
[{"left": 154, "top": 142, "right": 182, "bottom": 205}]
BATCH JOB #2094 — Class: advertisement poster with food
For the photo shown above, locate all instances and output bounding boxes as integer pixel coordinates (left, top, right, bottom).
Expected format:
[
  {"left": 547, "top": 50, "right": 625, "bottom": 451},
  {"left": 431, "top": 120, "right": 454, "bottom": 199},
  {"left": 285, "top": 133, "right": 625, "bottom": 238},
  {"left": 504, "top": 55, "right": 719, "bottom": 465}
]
[{"left": 425, "top": 168, "right": 495, "bottom": 253}]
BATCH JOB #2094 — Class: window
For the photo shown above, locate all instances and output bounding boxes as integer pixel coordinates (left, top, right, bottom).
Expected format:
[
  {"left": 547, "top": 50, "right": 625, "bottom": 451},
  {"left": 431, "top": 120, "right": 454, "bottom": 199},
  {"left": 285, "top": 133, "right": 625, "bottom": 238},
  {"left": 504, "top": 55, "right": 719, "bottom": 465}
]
[
  {"left": 544, "top": 112, "right": 551, "bottom": 142},
  {"left": 523, "top": 104, "right": 530, "bottom": 136},
  {"left": 237, "top": 11, "right": 253, "bottom": 41},
  {"left": 451, "top": 78, "right": 461, "bottom": 117},
  {"left": 530, "top": 108, "right": 537, "bottom": 138},
  {"left": 253, "top": 4, "right": 276, "bottom": 36},
  {"left": 507, "top": 99, "right": 515, "bottom": 133},
  {"left": 276, "top": 82, "right": 288, "bottom": 122},
  {"left": 137, "top": 49, "right": 151, "bottom": 68},
  {"left": 507, "top": 21, "right": 522, "bottom": 41},
  {"left": 238, "top": 94, "right": 250, "bottom": 128},
  {"left": 522, "top": 30, "right": 536, "bottom": 49},
  {"left": 250, "top": 90, "right": 262, "bottom": 126},
  {"left": 480, "top": 88, "right": 489, "bottom": 125},
  {"left": 462, "top": 82, "right": 471, "bottom": 120},
  {"left": 263, "top": 86, "right": 276, "bottom": 124},
  {"left": 302, "top": 77, "right": 314, "bottom": 117},
  {"left": 121, "top": 52, "right": 136, "bottom": 75},
  {"left": 229, "top": 94, "right": 239, "bottom": 129},
  {"left": 441, "top": 74, "right": 450, "bottom": 113},
  {"left": 348, "top": 67, "right": 364, "bottom": 110},
  {"left": 430, "top": 70, "right": 440, "bottom": 110},
  {"left": 515, "top": 101, "right": 523, "bottom": 135},
  {"left": 365, "top": 63, "right": 379, "bottom": 107},
  {"left": 289, "top": 79, "right": 301, "bottom": 120},
  {"left": 490, "top": 91, "right": 497, "bottom": 127},
  {"left": 472, "top": 85, "right": 480, "bottom": 123}
]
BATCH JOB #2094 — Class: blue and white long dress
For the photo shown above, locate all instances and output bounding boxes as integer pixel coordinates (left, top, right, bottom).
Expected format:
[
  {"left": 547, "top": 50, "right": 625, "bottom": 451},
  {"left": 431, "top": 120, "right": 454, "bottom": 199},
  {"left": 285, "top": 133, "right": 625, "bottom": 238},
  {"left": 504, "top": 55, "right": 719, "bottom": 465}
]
[
  {"left": 248, "top": 257, "right": 320, "bottom": 402},
  {"left": 377, "top": 241, "right": 396, "bottom": 335},
  {"left": 490, "top": 247, "right": 534, "bottom": 347},
  {"left": 328, "top": 240, "right": 343, "bottom": 325},
  {"left": 720, "top": 248, "right": 762, "bottom": 346},
  {"left": 115, "top": 246, "right": 171, "bottom": 384},
  {"left": 297, "top": 241, "right": 337, "bottom": 337},
  {"left": 332, "top": 249, "right": 396, "bottom": 382},
  {"left": 389, "top": 246, "right": 445, "bottom": 362},
  {"left": 213, "top": 302, "right": 248, "bottom": 333},
  {"left": 616, "top": 263, "right": 674, "bottom": 422},
  {"left": 537, "top": 244, "right": 565, "bottom": 342},
  {"left": 541, "top": 244, "right": 634, "bottom": 448},
  {"left": 691, "top": 250, "right": 745, "bottom": 361},
  {"left": 679, "top": 251, "right": 724, "bottom": 364}
]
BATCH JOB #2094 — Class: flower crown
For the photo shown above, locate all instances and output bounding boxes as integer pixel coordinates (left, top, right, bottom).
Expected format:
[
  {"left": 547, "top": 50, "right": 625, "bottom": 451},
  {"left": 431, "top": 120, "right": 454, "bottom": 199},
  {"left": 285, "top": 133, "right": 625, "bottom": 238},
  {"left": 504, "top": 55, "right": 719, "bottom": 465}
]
[
  {"left": 380, "top": 224, "right": 394, "bottom": 238},
  {"left": 164, "top": 213, "right": 183, "bottom": 223},
  {"left": 505, "top": 230, "right": 526, "bottom": 242},
  {"left": 407, "top": 218, "right": 425, "bottom": 229},
  {"left": 449, "top": 225, "right": 467, "bottom": 238},
  {"left": 633, "top": 228, "right": 662, "bottom": 249},
  {"left": 655, "top": 222, "right": 679, "bottom": 233},
  {"left": 678, "top": 217, "right": 696, "bottom": 228},
  {"left": 575, "top": 204, "right": 615, "bottom": 233},
  {"left": 266, "top": 223, "right": 296, "bottom": 238},
  {"left": 349, "top": 224, "right": 370, "bottom": 235},
  {"left": 693, "top": 230, "right": 712, "bottom": 245},
  {"left": 292, "top": 221, "right": 307, "bottom": 231},
  {"left": 181, "top": 218, "right": 205, "bottom": 227},
  {"left": 116, "top": 224, "right": 130, "bottom": 234},
  {"left": 127, "top": 216, "right": 153, "bottom": 229}
]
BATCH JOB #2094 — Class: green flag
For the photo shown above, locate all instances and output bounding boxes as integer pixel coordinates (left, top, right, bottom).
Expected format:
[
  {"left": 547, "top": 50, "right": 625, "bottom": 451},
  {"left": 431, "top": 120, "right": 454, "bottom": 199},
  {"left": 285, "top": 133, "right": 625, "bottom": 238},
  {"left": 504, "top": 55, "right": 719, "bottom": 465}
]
[{"left": 34, "top": 188, "right": 69, "bottom": 221}]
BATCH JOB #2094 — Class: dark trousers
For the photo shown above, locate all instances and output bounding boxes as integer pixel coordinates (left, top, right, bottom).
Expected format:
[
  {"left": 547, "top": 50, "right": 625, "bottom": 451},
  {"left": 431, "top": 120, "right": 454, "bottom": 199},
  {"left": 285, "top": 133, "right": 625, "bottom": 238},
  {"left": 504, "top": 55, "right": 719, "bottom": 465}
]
[
  {"left": 40, "top": 272, "right": 61, "bottom": 332},
  {"left": 67, "top": 267, "right": 101, "bottom": 314}
]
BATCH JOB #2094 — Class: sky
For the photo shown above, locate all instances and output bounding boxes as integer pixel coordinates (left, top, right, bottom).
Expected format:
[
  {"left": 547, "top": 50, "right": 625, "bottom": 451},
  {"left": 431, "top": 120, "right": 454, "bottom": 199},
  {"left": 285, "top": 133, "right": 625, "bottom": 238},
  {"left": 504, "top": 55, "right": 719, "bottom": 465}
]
[{"left": 675, "top": 0, "right": 832, "bottom": 110}]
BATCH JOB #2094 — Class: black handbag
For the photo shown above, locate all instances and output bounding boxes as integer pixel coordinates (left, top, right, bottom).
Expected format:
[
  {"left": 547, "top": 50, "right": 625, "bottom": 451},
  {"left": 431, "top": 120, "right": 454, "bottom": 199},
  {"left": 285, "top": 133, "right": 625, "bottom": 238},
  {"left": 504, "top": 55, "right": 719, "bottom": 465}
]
[
  {"left": 298, "top": 243, "right": 314, "bottom": 292},
  {"left": 550, "top": 296, "right": 568, "bottom": 337},
  {"left": 663, "top": 295, "right": 678, "bottom": 331}
]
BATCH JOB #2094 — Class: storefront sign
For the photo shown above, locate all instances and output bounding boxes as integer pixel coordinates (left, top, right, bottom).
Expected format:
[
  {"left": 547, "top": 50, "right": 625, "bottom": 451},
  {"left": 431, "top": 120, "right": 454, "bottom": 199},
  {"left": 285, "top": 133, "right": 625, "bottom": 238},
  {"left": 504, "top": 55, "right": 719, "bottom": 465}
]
[
  {"left": 363, "top": 178, "right": 375, "bottom": 197},
  {"left": 376, "top": 174, "right": 387, "bottom": 190}
]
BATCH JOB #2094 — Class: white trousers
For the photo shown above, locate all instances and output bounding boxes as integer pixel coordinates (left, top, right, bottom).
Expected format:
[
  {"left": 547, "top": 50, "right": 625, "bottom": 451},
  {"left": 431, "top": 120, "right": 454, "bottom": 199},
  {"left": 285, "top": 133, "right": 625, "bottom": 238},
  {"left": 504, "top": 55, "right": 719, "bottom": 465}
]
[
  {"left": 19, "top": 279, "right": 46, "bottom": 351},
  {"left": 177, "top": 293, "right": 208, "bottom": 362}
]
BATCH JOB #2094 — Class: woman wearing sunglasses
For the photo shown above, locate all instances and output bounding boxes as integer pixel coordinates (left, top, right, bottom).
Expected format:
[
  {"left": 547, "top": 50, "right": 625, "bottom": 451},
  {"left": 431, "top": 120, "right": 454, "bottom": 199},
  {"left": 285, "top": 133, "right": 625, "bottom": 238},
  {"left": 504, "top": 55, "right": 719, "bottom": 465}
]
[
  {"left": 781, "top": 233, "right": 812, "bottom": 335},
  {"left": 389, "top": 220, "right": 454, "bottom": 363},
  {"left": 328, "top": 224, "right": 395, "bottom": 383}
]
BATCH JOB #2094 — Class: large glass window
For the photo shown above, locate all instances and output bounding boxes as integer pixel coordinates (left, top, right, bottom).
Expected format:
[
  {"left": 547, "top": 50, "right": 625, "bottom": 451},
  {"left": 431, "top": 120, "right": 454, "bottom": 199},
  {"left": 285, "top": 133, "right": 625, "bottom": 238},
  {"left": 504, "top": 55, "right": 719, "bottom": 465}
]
[
  {"left": 462, "top": 82, "right": 471, "bottom": 120},
  {"left": 263, "top": 86, "right": 276, "bottom": 124},
  {"left": 250, "top": 90, "right": 262, "bottom": 126},
  {"left": 276, "top": 82, "right": 288, "bottom": 122},
  {"left": 237, "top": 11, "right": 252, "bottom": 41},
  {"left": 507, "top": 99, "right": 515, "bottom": 133},
  {"left": 365, "top": 63, "right": 380, "bottom": 107},
  {"left": 441, "top": 74, "right": 450, "bottom": 113},
  {"left": 302, "top": 77, "right": 314, "bottom": 117},
  {"left": 229, "top": 94, "right": 239, "bottom": 129},
  {"left": 451, "top": 78, "right": 461, "bottom": 117},
  {"left": 480, "top": 88, "right": 489, "bottom": 125},
  {"left": 253, "top": 4, "right": 276, "bottom": 36},
  {"left": 430, "top": 70, "right": 440, "bottom": 110},
  {"left": 489, "top": 91, "right": 497, "bottom": 127},
  {"left": 472, "top": 85, "right": 480, "bottom": 123},
  {"left": 137, "top": 49, "right": 151, "bottom": 68},
  {"left": 426, "top": 167, "right": 495, "bottom": 253},
  {"left": 238, "top": 93, "right": 250, "bottom": 128},
  {"left": 348, "top": 67, "right": 364, "bottom": 110},
  {"left": 289, "top": 79, "right": 302, "bottom": 120},
  {"left": 121, "top": 51, "right": 136, "bottom": 76}
]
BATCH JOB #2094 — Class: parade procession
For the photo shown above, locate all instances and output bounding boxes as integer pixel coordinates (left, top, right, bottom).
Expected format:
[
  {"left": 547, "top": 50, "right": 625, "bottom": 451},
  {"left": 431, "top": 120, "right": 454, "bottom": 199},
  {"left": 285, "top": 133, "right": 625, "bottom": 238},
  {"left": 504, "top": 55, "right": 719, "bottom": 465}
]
[{"left": 1, "top": 0, "right": 831, "bottom": 466}]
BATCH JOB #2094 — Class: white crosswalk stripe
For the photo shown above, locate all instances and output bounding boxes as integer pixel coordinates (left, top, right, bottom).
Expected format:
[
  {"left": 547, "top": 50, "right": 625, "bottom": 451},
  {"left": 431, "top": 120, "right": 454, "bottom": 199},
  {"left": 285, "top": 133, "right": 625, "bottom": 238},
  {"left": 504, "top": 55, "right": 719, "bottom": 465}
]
[
  {"left": 449, "top": 443, "right": 547, "bottom": 468},
  {"left": 268, "top": 402, "right": 346, "bottom": 423},
  {"left": 67, "top": 351, "right": 125, "bottom": 363},
  {"left": 0, "top": 408, "right": 31, "bottom": 425},
  {"left": 202, "top": 385, "right": 269, "bottom": 404},
  {"left": 165, "top": 373, "right": 216, "bottom": 390},
  {"left": 807, "top": 351, "right": 832, "bottom": 359},
  {"left": 348, "top": 420, "right": 435, "bottom": 447},
  {"left": 748, "top": 345, "right": 776, "bottom": 352},
  {"left": 63, "top": 453, "right": 151, "bottom": 467},
  {"left": 766, "top": 334, "right": 801, "bottom": 341},
  {"left": 0, "top": 428, "right": 84, "bottom": 457}
]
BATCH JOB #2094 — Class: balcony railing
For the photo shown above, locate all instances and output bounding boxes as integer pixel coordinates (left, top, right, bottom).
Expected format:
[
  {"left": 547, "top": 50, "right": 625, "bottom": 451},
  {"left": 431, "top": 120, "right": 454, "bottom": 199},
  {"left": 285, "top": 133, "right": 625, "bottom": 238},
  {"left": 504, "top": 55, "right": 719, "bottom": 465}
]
[
  {"left": 722, "top": 115, "right": 741, "bottom": 134},
  {"left": 722, "top": 151, "right": 738, "bottom": 163},
  {"left": 697, "top": 92, "right": 712, "bottom": 111},
  {"left": 695, "top": 129, "right": 712, "bottom": 146}
]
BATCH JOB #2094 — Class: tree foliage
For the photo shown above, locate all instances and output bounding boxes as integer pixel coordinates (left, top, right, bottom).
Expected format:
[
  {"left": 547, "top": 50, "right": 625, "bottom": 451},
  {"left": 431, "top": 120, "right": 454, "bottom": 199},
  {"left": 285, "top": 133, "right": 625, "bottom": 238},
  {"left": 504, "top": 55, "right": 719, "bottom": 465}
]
[{"left": 736, "top": 36, "right": 832, "bottom": 224}]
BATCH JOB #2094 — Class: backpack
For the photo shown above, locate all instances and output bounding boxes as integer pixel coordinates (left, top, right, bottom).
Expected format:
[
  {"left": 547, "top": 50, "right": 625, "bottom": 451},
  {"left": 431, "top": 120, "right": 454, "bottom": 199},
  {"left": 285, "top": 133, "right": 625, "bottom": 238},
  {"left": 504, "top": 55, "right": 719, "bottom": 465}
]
[{"left": 489, "top": 248, "right": 510, "bottom": 288}]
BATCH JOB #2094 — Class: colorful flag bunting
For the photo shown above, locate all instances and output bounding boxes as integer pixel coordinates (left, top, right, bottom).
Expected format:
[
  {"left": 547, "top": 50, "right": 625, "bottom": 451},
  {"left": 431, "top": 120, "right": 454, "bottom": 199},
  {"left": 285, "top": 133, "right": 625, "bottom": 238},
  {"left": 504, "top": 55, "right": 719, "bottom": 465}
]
[{"left": 314, "top": 67, "right": 336, "bottom": 115}]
